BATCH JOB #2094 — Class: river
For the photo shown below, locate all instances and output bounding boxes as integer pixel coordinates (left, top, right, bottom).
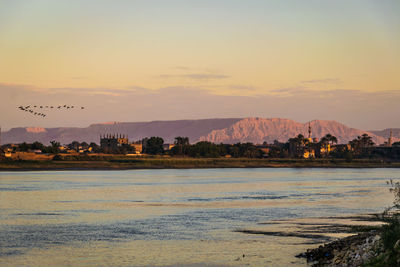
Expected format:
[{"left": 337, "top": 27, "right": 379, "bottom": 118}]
[{"left": 0, "top": 168, "right": 398, "bottom": 266}]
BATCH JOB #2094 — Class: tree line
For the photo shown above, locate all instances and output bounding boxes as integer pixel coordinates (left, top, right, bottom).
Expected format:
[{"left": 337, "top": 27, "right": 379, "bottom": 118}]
[
  {"left": 143, "top": 136, "right": 263, "bottom": 158},
  {"left": 2, "top": 133, "right": 400, "bottom": 160},
  {"left": 144, "top": 134, "right": 400, "bottom": 160}
]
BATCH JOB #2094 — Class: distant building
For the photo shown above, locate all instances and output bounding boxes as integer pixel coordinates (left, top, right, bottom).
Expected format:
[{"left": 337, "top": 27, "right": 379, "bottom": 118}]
[
  {"left": 306, "top": 122, "right": 313, "bottom": 143},
  {"left": 4, "top": 151, "right": 53, "bottom": 161},
  {"left": 371, "top": 146, "right": 400, "bottom": 159},
  {"left": 320, "top": 143, "right": 331, "bottom": 155},
  {"left": 303, "top": 123, "right": 315, "bottom": 158},
  {"left": 334, "top": 144, "right": 352, "bottom": 151},
  {"left": 387, "top": 129, "right": 393, "bottom": 147},
  {"left": 0, "top": 148, "right": 5, "bottom": 160},
  {"left": 163, "top": 143, "right": 175, "bottom": 151},
  {"left": 100, "top": 134, "right": 129, "bottom": 153},
  {"left": 259, "top": 147, "right": 270, "bottom": 156},
  {"left": 130, "top": 142, "right": 143, "bottom": 154},
  {"left": 303, "top": 149, "right": 315, "bottom": 159}
]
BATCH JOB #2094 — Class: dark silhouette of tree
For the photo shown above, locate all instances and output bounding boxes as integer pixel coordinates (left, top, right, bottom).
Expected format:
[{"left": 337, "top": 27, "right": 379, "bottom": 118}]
[
  {"left": 48, "top": 141, "right": 60, "bottom": 154},
  {"left": 330, "top": 135, "right": 338, "bottom": 146},
  {"left": 174, "top": 137, "right": 189, "bottom": 146},
  {"left": 67, "top": 141, "right": 80, "bottom": 151},
  {"left": 89, "top": 142, "right": 102, "bottom": 153},
  {"left": 171, "top": 137, "right": 190, "bottom": 156},
  {"left": 229, "top": 145, "right": 240, "bottom": 158},
  {"left": 360, "top": 134, "right": 375, "bottom": 148},
  {"left": 288, "top": 134, "right": 305, "bottom": 158},
  {"left": 229, "top": 143, "right": 262, "bottom": 158},
  {"left": 323, "top": 133, "right": 338, "bottom": 146},
  {"left": 187, "top": 141, "right": 220, "bottom": 158},
  {"left": 18, "top": 142, "right": 30, "bottom": 152},
  {"left": 144, "top": 137, "right": 164, "bottom": 155},
  {"left": 317, "top": 133, "right": 338, "bottom": 157},
  {"left": 349, "top": 134, "right": 375, "bottom": 157},
  {"left": 80, "top": 142, "right": 89, "bottom": 149},
  {"left": 31, "top": 142, "right": 45, "bottom": 151}
]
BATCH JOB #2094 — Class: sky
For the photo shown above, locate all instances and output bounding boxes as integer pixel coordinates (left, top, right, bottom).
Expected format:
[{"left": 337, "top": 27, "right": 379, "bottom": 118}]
[{"left": 0, "top": 0, "right": 399, "bottom": 130}]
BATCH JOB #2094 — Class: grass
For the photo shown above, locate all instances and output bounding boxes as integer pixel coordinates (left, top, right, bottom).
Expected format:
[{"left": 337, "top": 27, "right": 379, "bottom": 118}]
[
  {"left": 349, "top": 225, "right": 382, "bottom": 233},
  {"left": 363, "top": 220, "right": 400, "bottom": 267},
  {"left": 364, "top": 180, "right": 400, "bottom": 266},
  {"left": 0, "top": 157, "right": 400, "bottom": 171}
]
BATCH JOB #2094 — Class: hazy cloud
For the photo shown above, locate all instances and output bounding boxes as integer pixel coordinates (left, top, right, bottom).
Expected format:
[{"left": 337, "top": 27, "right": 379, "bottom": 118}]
[
  {"left": 270, "top": 86, "right": 308, "bottom": 95},
  {"left": 1, "top": 82, "right": 399, "bottom": 131},
  {"left": 301, "top": 78, "right": 342, "bottom": 84},
  {"left": 160, "top": 73, "right": 230, "bottom": 81},
  {"left": 228, "top": 85, "right": 258, "bottom": 91},
  {"left": 175, "top": 66, "right": 191, "bottom": 70}
]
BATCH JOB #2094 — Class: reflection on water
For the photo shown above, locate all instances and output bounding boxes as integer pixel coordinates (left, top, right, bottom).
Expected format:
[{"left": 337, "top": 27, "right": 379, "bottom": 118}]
[{"left": 0, "top": 168, "right": 398, "bottom": 266}]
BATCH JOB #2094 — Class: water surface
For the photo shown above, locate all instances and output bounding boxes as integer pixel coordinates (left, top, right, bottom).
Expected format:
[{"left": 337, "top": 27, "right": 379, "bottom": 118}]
[{"left": 0, "top": 168, "right": 398, "bottom": 266}]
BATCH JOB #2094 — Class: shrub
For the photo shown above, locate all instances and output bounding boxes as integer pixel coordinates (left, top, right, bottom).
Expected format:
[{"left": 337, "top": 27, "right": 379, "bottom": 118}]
[
  {"left": 52, "top": 154, "right": 63, "bottom": 161},
  {"left": 373, "top": 180, "right": 400, "bottom": 265}
]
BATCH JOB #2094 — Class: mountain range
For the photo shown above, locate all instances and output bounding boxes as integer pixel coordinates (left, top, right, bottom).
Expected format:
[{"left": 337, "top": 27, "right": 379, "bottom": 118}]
[{"left": 1, "top": 118, "right": 398, "bottom": 145}]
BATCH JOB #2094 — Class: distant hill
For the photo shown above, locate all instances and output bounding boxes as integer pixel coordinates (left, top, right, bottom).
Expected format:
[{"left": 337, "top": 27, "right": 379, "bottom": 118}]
[
  {"left": 1, "top": 118, "right": 241, "bottom": 145},
  {"left": 1, "top": 118, "right": 396, "bottom": 145},
  {"left": 199, "top": 118, "right": 388, "bottom": 144},
  {"left": 369, "top": 128, "right": 400, "bottom": 140}
]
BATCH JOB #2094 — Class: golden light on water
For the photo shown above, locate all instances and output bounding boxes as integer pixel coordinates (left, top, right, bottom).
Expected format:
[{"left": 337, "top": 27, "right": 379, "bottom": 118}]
[{"left": 0, "top": 169, "right": 397, "bottom": 266}]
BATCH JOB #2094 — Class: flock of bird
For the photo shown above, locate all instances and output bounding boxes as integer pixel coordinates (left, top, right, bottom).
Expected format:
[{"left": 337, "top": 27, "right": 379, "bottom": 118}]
[{"left": 18, "top": 105, "right": 85, "bottom": 118}]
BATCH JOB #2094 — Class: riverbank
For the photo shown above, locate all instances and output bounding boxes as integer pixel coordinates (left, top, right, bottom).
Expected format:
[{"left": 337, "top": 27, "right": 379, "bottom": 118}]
[
  {"left": 297, "top": 230, "right": 383, "bottom": 266},
  {"left": 297, "top": 226, "right": 400, "bottom": 266},
  {"left": 296, "top": 186, "right": 400, "bottom": 266},
  {"left": 1, "top": 157, "right": 400, "bottom": 171},
  {"left": 234, "top": 213, "right": 390, "bottom": 266}
]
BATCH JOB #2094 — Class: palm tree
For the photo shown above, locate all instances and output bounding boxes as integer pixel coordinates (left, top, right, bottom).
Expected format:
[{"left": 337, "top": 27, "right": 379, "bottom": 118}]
[
  {"left": 319, "top": 134, "right": 337, "bottom": 156},
  {"left": 349, "top": 134, "right": 374, "bottom": 156},
  {"left": 323, "top": 133, "right": 338, "bottom": 146},
  {"left": 174, "top": 136, "right": 190, "bottom": 155},
  {"left": 174, "top": 137, "right": 189, "bottom": 146},
  {"left": 360, "top": 134, "right": 374, "bottom": 148},
  {"left": 320, "top": 136, "right": 329, "bottom": 144},
  {"left": 329, "top": 135, "right": 338, "bottom": 146},
  {"left": 288, "top": 134, "right": 306, "bottom": 158}
]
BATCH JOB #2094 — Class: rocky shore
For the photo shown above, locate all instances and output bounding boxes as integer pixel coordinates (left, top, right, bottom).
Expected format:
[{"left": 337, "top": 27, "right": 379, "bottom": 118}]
[{"left": 297, "top": 231, "right": 383, "bottom": 266}]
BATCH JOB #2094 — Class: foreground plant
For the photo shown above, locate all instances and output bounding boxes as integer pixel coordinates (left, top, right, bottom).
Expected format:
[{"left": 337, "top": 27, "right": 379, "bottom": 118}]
[{"left": 365, "top": 179, "right": 400, "bottom": 266}]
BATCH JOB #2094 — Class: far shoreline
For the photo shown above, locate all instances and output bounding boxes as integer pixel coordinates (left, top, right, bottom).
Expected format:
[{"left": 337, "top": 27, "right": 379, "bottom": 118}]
[{"left": 1, "top": 157, "right": 400, "bottom": 171}]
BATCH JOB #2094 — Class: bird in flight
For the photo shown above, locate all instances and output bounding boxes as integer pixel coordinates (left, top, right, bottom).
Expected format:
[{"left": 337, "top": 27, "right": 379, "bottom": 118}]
[{"left": 17, "top": 104, "right": 85, "bottom": 118}]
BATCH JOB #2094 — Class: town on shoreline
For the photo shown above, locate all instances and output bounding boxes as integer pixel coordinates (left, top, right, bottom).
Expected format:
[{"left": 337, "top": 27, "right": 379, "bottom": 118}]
[{"left": 1, "top": 127, "right": 399, "bottom": 170}]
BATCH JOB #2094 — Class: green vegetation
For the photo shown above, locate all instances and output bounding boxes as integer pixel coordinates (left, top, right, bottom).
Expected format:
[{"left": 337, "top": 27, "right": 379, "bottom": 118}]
[
  {"left": 67, "top": 141, "right": 102, "bottom": 153},
  {"left": 2, "top": 133, "right": 400, "bottom": 168},
  {"left": 145, "top": 137, "right": 264, "bottom": 158},
  {"left": 364, "top": 180, "right": 400, "bottom": 266},
  {"left": 1, "top": 157, "right": 400, "bottom": 171},
  {"left": 143, "top": 137, "right": 164, "bottom": 155},
  {"left": 15, "top": 140, "right": 61, "bottom": 154}
]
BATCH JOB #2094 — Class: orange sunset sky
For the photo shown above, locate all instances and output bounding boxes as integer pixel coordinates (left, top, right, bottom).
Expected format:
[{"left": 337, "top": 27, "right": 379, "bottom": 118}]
[{"left": 1, "top": 0, "right": 399, "bottom": 130}]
